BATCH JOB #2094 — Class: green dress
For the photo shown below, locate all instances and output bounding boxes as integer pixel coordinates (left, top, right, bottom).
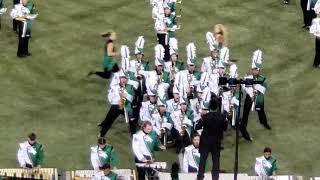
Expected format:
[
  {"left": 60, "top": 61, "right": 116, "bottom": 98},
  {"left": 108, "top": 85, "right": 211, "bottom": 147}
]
[
  {"left": 103, "top": 43, "right": 117, "bottom": 71},
  {"left": 29, "top": 143, "right": 45, "bottom": 167},
  {"left": 98, "top": 144, "right": 119, "bottom": 167}
]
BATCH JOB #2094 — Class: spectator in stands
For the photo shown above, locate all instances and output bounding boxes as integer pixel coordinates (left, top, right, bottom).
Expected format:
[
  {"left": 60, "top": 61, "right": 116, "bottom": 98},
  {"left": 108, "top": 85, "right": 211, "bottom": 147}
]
[
  {"left": 92, "top": 163, "right": 118, "bottom": 180},
  {"left": 90, "top": 137, "right": 118, "bottom": 170},
  {"left": 254, "top": 147, "right": 277, "bottom": 177},
  {"left": 17, "top": 132, "right": 44, "bottom": 169}
]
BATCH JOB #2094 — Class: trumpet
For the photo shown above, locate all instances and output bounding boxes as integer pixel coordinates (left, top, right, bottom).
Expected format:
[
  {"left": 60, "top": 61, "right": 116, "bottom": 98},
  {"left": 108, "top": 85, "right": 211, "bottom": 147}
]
[{"left": 179, "top": 112, "right": 187, "bottom": 136}]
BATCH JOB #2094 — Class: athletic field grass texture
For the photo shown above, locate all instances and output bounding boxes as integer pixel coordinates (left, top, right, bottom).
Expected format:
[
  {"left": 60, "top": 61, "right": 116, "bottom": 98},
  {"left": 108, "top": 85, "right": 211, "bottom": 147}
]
[{"left": 0, "top": 0, "right": 319, "bottom": 177}]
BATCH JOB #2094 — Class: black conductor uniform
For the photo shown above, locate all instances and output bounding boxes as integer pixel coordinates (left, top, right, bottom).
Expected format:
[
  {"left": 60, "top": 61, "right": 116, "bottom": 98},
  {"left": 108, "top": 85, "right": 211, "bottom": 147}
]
[{"left": 195, "top": 110, "right": 228, "bottom": 180}]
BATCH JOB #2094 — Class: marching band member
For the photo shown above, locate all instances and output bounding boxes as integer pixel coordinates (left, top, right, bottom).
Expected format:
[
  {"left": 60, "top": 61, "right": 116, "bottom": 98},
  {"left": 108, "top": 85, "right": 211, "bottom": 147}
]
[
  {"left": 164, "top": 38, "right": 184, "bottom": 82},
  {"left": 17, "top": 133, "right": 44, "bottom": 169},
  {"left": 88, "top": 31, "right": 120, "bottom": 79},
  {"left": 92, "top": 164, "right": 118, "bottom": 180},
  {"left": 151, "top": 97, "right": 174, "bottom": 145},
  {"left": 241, "top": 50, "right": 271, "bottom": 142},
  {"left": 139, "top": 85, "right": 158, "bottom": 122},
  {"left": 254, "top": 147, "right": 277, "bottom": 177},
  {"left": 164, "top": 4, "right": 177, "bottom": 39},
  {"left": 175, "top": 43, "right": 201, "bottom": 99},
  {"left": 310, "top": 3, "right": 320, "bottom": 68},
  {"left": 10, "top": 0, "right": 37, "bottom": 58},
  {"left": 90, "top": 137, "right": 118, "bottom": 170},
  {"left": 143, "top": 44, "right": 170, "bottom": 87},
  {"left": 128, "top": 36, "right": 150, "bottom": 127},
  {"left": 171, "top": 96, "right": 193, "bottom": 153},
  {"left": 189, "top": 85, "right": 207, "bottom": 125},
  {"left": 98, "top": 69, "right": 136, "bottom": 137},
  {"left": 182, "top": 134, "right": 202, "bottom": 173},
  {"left": 166, "top": 84, "right": 180, "bottom": 114},
  {"left": 132, "top": 121, "right": 164, "bottom": 180},
  {"left": 201, "top": 32, "right": 218, "bottom": 74},
  {"left": 12, "top": 0, "right": 20, "bottom": 32},
  {"left": 164, "top": 0, "right": 177, "bottom": 16}
]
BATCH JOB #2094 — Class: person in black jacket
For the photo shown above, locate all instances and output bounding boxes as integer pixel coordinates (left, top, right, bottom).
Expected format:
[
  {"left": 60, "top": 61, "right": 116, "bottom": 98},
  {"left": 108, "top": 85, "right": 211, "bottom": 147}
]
[{"left": 195, "top": 96, "right": 228, "bottom": 180}]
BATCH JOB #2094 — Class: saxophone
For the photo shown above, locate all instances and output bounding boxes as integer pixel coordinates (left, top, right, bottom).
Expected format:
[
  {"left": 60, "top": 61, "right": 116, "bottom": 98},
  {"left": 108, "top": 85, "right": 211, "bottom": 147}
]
[
  {"left": 158, "top": 73, "right": 163, "bottom": 84},
  {"left": 179, "top": 111, "right": 187, "bottom": 136},
  {"left": 119, "top": 86, "right": 126, "bottom": 110}
]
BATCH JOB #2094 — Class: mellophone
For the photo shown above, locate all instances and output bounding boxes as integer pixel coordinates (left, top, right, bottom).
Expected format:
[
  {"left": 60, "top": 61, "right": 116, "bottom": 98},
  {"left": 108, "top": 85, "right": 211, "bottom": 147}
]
[
  {"left": 135, "top": 162, "right": 167, "bottom": 170},
  {"left": 0, "top": 168, "right": 58, "bottom": 180},
  {"left": 67, "top": 169, "right": 136, "bottom": 180}
]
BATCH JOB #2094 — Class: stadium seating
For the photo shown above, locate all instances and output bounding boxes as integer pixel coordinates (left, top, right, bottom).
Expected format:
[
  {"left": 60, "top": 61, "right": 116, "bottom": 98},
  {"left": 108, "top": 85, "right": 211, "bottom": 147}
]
[{"left": 0, "top": 168, "right": 58, "bottom": 180}]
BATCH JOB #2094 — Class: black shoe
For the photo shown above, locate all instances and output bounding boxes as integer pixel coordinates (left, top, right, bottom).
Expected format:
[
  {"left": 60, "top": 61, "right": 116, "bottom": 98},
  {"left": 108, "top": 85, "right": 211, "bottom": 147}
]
[
  {"left": 17, "top": 54, "right": 27, "bottom": 58},
  {"left": 24, "top": 53, "right": 32, "bottom": 56},
  {"left": 88, "top": 71, "right": 95, "bottom": 77},
  {"left": 263, "top": 123, "right": 272, "bottom": 130},
  {"left": 240, "top": 129, "right": 252, "bottom": 142},
  {"left": 283, "top": 0, "right": 289, "bottom": 4}
]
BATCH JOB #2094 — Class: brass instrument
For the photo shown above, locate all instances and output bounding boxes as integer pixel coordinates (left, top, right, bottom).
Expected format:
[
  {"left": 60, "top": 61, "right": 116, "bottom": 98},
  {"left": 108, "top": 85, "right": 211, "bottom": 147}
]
[
  {"left": 158, "top": 73, "right": 163, "bottom": 84},
  {"left": 159, "top": 114, "right": 167, "bottom": 147},
  {"left": 179, "top": 111, "right": 187, "bottom": 136},
  {"left": 119, "top": 86, "right": 126, "bottom": 110},
  {"left": 210, "top": 58, "right": 216, "bottom": 74},
  {"left": 136, "top": 62, "right": 142, "bottom": 80},
  {"left": 251, "top": 78, "right": 258, "bottom": 111},
  {"left": 0, "top": 168, "right": 58, "bottom": 180},
  {"left": 119, "top": 86, "right": 129, "bottom": 123},
  {"left": 187, "top": 73, "right": 193, "bottom": 94}
]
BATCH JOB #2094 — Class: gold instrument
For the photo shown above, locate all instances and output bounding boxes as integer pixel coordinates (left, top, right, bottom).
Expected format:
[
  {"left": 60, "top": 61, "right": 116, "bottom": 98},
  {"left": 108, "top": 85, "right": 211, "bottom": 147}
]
[
  {"left": 251, "top": 77, "right": 258, "bottom": 111},
  {"left": 170, "top": 64, "right": 176, "bottom": 82},
  {"left": 187, "top": 73, "right": 193, "bottom": 94},
  {"left": 158, "top": 73, "right": 163, "bottom": 84},
  {"left": 119, "top": 86, "right": 126, "bottom": 110},
  {"left": 66, "top": 169, "right": 136, "bottom": 180},
  {"left": 179, "top": 111, "right": 187, "bottom": 136},
  {"left": 0, "top": 168, "right": 58, "bottom": 180}
]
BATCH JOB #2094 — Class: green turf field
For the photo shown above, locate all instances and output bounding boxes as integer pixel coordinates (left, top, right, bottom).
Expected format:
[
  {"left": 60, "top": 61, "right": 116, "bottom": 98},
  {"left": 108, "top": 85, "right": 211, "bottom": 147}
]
[{"left": 0, "top": 0, "right": 319, "bottom": 177}]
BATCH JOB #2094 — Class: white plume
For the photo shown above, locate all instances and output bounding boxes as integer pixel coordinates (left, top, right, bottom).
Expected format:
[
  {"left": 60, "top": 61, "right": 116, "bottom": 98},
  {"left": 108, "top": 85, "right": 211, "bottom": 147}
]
[{"left": 120, "top": 45, "right": 130, "bottom": 72}]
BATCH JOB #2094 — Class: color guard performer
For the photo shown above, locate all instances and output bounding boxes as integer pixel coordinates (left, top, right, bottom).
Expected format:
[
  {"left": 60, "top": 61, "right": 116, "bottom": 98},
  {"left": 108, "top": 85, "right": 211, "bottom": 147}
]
[
  {"left": 182, "top": 134, "right": 201, "bottom": 173},
  {"left": 310, "top": 2, "right": 320, "bottom": 68},
  {"left": 132, "top": 121, "right": 164, "bottom": 180},
  {"left": 90, "top": 137, "right": 118, "bottom": 170},
  {"left": 17, "top": 133, "right": 44, "bottom": 169},
  {"left": 10, "top": 0, "right": 38, "bottom": 58},
  {"left": 98, "top": 68, "right": 136, "bottom": 137},
  {"left": 88, "top": 31, "right": 120, "bottom": 79},
  {"left": 241, "top": 50, "right": 271, "bottom": 142},
  {"left": 213, "top": 24, "right": 230, "bottom": 66}
]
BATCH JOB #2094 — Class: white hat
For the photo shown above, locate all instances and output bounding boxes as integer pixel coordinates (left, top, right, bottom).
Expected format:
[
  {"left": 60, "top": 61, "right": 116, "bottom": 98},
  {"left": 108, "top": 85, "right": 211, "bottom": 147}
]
[
  {"left": 118, "top": 68, "right": 128, "bottom": 78},
  {"left": 157, "top": 97, "right": 167, "bottom": 107},
  {"left": 147, "top": 84, "right": 158, "bottom": 96},
  {"left": 135, "top": 36, "right": 145, "bottom": 55},
  {"left": 206, "top": 32, "right": 217, "bottom": 51},
  {"left": 186, "top": 42, "right": 197, "bottom": 65},
  {"left": 251, "top": 49, "right": 263, "bottom": 70},
  {"left": 314, "top": 0, "right": 320, "bottom": 15},
  {"left": 169, "top": 38, "right": 178, "bottom": 55},
  {"left": 179, "top": 97, "right": 188, "bottom": 105},
  {"left": 120, "top": 45, "right": 130, "bottom": 72},
  {"left": 196, "top": 84, "right": 206, "bottom": 93},
  {"left": 155, "top": 44, "right": 165, "bottom": 66},
  {"left": 172, "top": 84, "right": 180, "bottom": 94},
  {"left": 229, "top": 64, "right": 238, "bottom": 78}
]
